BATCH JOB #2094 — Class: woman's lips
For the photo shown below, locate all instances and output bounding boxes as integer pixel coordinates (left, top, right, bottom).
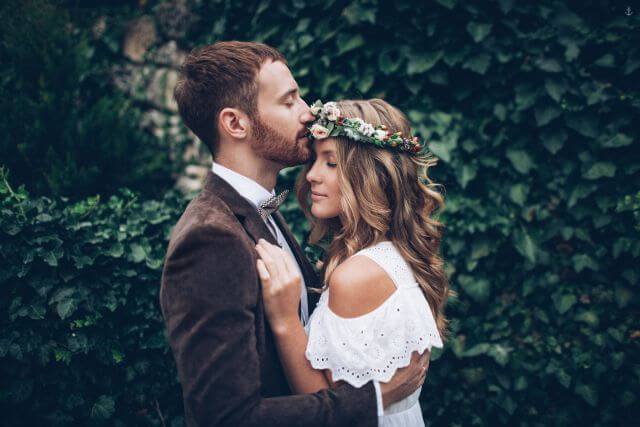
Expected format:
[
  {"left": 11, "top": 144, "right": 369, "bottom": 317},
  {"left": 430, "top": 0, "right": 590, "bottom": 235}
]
[{"left": 311, "top": 191, "right": 327, "bottom": 201}]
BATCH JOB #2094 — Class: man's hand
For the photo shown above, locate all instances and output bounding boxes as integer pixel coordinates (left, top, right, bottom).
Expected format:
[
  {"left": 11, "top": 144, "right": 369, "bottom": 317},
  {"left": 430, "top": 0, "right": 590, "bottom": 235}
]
[{"left": 379, "top": 350, "right": 430, "bottom": 408}]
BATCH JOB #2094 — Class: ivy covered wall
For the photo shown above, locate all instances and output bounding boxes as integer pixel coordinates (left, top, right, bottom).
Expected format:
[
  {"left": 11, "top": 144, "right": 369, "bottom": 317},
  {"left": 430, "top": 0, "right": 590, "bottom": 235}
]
[{"left": 1, "top": 0, "right": 638, "bottom": 425}]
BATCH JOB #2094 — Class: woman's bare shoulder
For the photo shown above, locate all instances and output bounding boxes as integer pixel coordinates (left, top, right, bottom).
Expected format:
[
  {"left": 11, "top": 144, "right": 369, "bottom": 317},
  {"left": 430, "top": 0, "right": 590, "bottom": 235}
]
[{"left": 327, "top": 255, "right": 396, "bottom": 318}]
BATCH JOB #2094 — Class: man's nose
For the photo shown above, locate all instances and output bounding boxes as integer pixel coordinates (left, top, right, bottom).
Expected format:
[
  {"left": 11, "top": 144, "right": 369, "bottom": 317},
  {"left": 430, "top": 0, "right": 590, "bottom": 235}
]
[{"left": 299, "top": 100, "right": 314, "bottom": 123}]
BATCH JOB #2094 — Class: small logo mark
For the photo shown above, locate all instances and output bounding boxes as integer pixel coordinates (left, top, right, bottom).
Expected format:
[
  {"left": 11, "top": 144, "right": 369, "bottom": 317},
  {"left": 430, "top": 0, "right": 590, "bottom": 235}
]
[{"left": 625, "top": 6, "right": 633, "bottom": 16}]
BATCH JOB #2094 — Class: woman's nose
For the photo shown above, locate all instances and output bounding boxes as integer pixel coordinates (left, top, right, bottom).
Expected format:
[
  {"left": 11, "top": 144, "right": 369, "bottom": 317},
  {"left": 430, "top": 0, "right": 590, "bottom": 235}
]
[{"left": 306, "top": 164, "right": 320, "bottom": 183}]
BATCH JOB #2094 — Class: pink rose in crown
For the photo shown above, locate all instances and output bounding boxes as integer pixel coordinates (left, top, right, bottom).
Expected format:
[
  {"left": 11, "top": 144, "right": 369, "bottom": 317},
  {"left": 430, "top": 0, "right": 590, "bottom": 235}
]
[{"left": 310, "top": 123, "right": 330, "bottom": 139}]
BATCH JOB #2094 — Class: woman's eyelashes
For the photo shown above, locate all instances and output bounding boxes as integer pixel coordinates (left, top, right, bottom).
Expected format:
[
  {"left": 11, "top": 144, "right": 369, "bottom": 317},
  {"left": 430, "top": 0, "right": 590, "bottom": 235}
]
[{"left": 327, "top": 162, "right": 337, "bottom": 168}]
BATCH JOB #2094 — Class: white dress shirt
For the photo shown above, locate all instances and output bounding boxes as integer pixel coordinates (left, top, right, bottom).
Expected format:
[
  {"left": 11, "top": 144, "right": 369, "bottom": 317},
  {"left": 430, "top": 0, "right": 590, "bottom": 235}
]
[
  {"left": 211, "top": 161, "right": 384, "bottom": 422},
  {"left": 212, "top": 162, "right": 308, "bottom": 325}
]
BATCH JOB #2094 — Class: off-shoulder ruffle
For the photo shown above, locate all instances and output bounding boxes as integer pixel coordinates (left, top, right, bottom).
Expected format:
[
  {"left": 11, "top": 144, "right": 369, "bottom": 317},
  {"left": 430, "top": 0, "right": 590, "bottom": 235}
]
[{"left": 305, "top": 287, "right": 442, "bottom": 388}]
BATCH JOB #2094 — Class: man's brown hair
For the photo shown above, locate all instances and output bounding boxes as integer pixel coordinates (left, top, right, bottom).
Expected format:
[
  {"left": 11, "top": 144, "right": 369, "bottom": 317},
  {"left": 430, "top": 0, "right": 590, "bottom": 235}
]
[{"left": 173, "top": 41, "right": 287, "bottom": 156}]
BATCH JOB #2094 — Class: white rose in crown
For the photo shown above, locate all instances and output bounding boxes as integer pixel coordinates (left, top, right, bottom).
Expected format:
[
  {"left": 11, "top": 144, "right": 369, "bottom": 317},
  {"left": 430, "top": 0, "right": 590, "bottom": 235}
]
[
  {"left": 322, "top": 102, "right": 341, "bottom": 121},
  {"left": 374, "top": 129, "right": 387, "bottom": 140},
  {"left": 360, "top": 123, "right": 376, "bottom": 137},
  {"left": 310, "top": 123, "right": 330, "bottom": 139},
  {"left": 310, "top": 103, "right": 322, "bottom": 115}
]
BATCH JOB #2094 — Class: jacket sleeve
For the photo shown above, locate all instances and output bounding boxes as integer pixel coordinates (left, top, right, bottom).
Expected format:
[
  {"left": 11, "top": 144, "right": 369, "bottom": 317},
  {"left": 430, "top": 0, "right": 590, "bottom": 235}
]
[{"left": 160, "top": 224, "right": 377, "bottom": 427}]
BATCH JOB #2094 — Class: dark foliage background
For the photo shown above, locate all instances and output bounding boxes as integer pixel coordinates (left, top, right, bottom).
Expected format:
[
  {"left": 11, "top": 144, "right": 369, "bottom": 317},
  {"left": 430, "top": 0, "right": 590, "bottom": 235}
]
[
  {"left": 0, "top": 0, "right": 173, "bottom": 199},
  {"left": 1, "top": 0, "right": 639, "bottom": 425}
]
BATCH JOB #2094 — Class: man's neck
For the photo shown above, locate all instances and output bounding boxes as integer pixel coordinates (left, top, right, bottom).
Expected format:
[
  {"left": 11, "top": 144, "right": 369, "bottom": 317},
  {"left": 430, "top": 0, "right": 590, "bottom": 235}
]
[{"left": 214, "top": 153, "right": 280, "bottom": 192}]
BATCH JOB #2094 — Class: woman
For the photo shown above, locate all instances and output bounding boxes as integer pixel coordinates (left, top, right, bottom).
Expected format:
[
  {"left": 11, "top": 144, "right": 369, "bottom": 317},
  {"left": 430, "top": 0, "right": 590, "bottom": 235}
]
[{"left": 255, "top": 99, "right": 449, "bottom": 426}]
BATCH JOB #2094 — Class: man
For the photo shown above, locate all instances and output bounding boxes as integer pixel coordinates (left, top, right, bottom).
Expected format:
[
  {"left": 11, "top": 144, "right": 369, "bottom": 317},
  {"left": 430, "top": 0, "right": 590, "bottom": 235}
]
[{"left": 160, "top": 41, "right": 429, "bottom": 426}]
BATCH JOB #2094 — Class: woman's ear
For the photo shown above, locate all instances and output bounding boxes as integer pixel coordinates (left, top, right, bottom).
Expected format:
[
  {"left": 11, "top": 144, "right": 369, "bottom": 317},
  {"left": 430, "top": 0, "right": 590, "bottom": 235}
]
[{"left": 219, "top": 108, "right": 249, "bottom": 140}]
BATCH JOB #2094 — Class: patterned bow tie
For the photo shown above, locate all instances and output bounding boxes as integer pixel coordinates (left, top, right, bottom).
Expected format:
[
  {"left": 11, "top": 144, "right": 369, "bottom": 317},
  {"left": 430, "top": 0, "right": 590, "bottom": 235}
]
[{"left": 257, "top": 190, "right": 289, "bottom": 220}]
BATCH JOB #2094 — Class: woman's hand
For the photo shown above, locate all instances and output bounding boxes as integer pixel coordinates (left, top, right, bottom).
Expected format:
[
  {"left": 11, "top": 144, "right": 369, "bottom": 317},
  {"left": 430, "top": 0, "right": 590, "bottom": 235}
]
[{"left": 255, "top": 239, "right": 302, "bottom": 332}]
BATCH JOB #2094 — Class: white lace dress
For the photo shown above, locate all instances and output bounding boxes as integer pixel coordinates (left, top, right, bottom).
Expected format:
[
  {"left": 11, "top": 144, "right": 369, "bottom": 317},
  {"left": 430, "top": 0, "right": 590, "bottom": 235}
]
[{"left": 304, "top": 241, "right": 443, "bottom": 426}]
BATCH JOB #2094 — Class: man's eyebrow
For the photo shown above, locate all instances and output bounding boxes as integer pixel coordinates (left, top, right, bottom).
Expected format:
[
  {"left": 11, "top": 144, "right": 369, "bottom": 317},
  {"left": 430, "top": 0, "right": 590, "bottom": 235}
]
[{"left": 278, "top": 87, "right": 298, "bottom": 101}]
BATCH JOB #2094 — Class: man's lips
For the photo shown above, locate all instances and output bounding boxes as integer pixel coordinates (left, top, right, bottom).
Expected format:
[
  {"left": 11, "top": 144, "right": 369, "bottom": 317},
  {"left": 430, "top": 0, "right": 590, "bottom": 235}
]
[{"left": 297, "top": 129, "right": 310, "bottom": 139}]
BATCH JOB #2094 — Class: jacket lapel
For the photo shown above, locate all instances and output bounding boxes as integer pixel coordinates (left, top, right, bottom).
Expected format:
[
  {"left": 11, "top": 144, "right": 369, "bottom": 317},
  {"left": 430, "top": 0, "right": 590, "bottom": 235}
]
[
  {"left": 203, "top": 170, "right": 321, "bottom": 311},
  {"left": 202, "top": 171, "right": 278, "bottom": 246}
]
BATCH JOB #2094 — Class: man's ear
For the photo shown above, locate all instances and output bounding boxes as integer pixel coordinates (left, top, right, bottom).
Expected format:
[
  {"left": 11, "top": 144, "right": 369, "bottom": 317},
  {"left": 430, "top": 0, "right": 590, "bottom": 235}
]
[{"left": 219, "top": 108, "right": 250, "bottom": 140}]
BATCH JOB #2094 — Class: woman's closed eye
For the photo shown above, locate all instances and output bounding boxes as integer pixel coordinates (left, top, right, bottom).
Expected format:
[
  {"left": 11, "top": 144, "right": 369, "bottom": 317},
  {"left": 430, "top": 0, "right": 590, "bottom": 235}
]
[{"left": 327, "top": 162, "right": 337, "bottom": 168}]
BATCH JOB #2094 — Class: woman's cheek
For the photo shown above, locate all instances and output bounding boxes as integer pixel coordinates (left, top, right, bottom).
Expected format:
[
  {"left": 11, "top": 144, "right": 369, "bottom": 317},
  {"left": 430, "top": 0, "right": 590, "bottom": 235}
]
[{"left": 329, "top": 194, "right": 342, "bottom": 217}]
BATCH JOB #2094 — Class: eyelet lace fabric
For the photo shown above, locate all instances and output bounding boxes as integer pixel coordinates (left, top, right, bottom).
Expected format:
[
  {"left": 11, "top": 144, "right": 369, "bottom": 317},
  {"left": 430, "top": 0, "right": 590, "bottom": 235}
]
[{"left": 304, "top": 241, "right": 443, "bottom": 389}]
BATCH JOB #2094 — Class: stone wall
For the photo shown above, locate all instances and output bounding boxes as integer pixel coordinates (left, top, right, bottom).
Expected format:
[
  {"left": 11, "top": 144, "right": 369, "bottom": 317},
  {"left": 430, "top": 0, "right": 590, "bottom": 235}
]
[{"left": 111, "top": 2, "right": 208, "bottom": 193}]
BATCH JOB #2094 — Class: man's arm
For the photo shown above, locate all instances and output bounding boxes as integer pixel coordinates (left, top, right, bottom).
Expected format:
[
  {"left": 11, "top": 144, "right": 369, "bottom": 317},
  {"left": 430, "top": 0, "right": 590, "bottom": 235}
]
[{"left": 160, "top": 224, "right": 377, "bottom": 427}]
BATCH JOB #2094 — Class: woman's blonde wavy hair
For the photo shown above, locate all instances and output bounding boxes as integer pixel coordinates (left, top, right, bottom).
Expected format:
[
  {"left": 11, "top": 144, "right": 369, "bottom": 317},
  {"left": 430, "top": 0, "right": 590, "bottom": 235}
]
[{"left": 296, "top": 99, "right": 451, "bottom": 340}]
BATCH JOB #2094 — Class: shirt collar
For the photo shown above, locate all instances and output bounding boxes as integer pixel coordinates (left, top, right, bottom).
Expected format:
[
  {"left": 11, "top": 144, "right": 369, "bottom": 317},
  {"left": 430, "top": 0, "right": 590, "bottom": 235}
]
[{"left": 211, "top": 161, "right": 275, "bottom": 208}]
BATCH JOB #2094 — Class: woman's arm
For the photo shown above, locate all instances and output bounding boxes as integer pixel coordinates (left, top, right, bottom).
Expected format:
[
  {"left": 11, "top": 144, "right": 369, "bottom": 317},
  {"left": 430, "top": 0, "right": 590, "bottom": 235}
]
[
  {"left": 255, "top": 239, "right": 429, "bottom": 403},
  {"left": 270, "top": 318, "right": 332, "bottom": 393},
  {"left": 255, "top": 240, "right": 330, "bottom": 394}
]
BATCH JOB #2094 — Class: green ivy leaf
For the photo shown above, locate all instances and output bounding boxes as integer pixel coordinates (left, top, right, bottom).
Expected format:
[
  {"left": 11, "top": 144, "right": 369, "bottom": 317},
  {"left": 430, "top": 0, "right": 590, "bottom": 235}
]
[
  {"left": 572, "top": 253, "right": 597, "bottom": 272},
  {"left": 574, "top": 383, "right": 598, "bottom": 407},
  {"left": 129, "top": 243, "right": 146, "bottom": 263},
  {"left": 493, "top": 103, "right": 507, "bottom": 121},
  {"left": 506, "top": 148, "right": 535, "bottom": 174},
  {"left": 457, "top": 164, "right": 477, "bottom": 188},
  {"left": 535, "top": 105, "right": 562, "bottom": 126},
  {"left": 90, "top": 395, "right": 115, "bottom": 420},
  {"left": 356, "top": 74, "right": 374, "bottom": 93},
  {"left": 434, "top": 0, "right": 456, "bottom": 9},
  {"left": 540, "top": 128, "right": 567, "bottom": 154},
  {"left": 407, "top": 51, "right": 443, "bottom": 75},
  {"left": 564, "top": 42, "right": 580, "bottom": 61},
  {"left": 458, "top": 275, "right": 490, "bottom": 303},
  {"left": 575, "top": 310, "right": 599, "bottom": 327},
  {"left": 544, "top": 78, "right": 568, "bottom": 102},
  {"left": 298, "top": 34, "right": 313, "bottom": 49},
  {"left": 566, "top": 113, "right": 599, "bottom": 138},
  {"left": 583, "top": 162, "right": 616, "bottom": 180},
  {"left": 106, "top": 242, "right": 124, "bottom": 258},
  {"left": 509, "top": 183, "right": 528, "bottom": 206},
  {"left": 56, "top": 299, "right": 76, "bottom": 320},
  {"left": 427, "top": 137, "right": 457, "bottom": 163},
  {"left": 463, "top": 53, "right": 491, "bottom": 75},
  {"left": 466, "top": 22, "right": 492, "bottom": 43},
  {"left": 488, "top": 344, "right": 511, "bottom": 366},
  {"left": 594, "top": 54, "right": 615, "bottom": 67},
  {"left": 552, "top": 293, "right": 576, "bottom": 314},
  {"left": 601, "top": 133, "right": 633, "bottom": 148},
  {"left": 462, "top": 343, "right": 490, "bottom": 357},
  {"left": 514, "top": 84, "right": 538, "bottom": 111},
  {"left": 378, "top": 51, "right": 402, "bottom": 75},
  {"left": 336, "top": 34, "right": 365, "bottom": 55},
  {"left": 513, "top": 227, "right": 537, "bottom": 263},
  {"left": 536, "top": 58, "right": 563, "bottom": 73},
  {"left": 556, "top": 369, "right": 571, "bottom": 388}
]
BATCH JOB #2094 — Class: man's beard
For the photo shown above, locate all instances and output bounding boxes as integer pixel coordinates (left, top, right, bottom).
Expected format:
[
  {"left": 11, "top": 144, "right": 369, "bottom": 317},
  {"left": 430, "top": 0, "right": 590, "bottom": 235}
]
[{"left": 251, "top": 115, "right": 310, "bottom": 167}]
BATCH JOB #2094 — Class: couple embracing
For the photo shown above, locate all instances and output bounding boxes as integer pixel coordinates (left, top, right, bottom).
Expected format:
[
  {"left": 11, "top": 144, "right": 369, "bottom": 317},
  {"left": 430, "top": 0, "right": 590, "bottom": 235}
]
[{"left": 160, "top": 41, "right": 449, "bottom": 427}]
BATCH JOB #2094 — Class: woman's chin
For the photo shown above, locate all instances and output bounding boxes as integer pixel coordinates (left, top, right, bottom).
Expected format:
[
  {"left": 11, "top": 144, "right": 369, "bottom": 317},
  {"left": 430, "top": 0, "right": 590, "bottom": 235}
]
[
  {"left": 310, "top": 204, "right": 322, "bottom": 218},
  {"left": 311, "top": 204, "right": 339, "bottom": 220}
]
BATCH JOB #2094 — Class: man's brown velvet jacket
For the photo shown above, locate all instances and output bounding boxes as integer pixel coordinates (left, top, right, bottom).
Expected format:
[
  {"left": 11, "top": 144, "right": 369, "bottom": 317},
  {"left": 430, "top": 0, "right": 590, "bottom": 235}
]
[{"left": 160, "top": 171, "right": 377, "bottom": 426}]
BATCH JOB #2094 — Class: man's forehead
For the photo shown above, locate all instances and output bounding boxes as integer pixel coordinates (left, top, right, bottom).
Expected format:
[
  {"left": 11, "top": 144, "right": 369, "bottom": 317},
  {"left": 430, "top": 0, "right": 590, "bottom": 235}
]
[{"left": 257, "top": 60, "right": 297, "bottom": 95}]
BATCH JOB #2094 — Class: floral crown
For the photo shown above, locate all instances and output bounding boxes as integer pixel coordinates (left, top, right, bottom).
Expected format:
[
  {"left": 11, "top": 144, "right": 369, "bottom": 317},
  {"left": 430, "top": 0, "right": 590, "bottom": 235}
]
[{"left": 307, "top": 100, "right": 424, "bottom": 155}]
